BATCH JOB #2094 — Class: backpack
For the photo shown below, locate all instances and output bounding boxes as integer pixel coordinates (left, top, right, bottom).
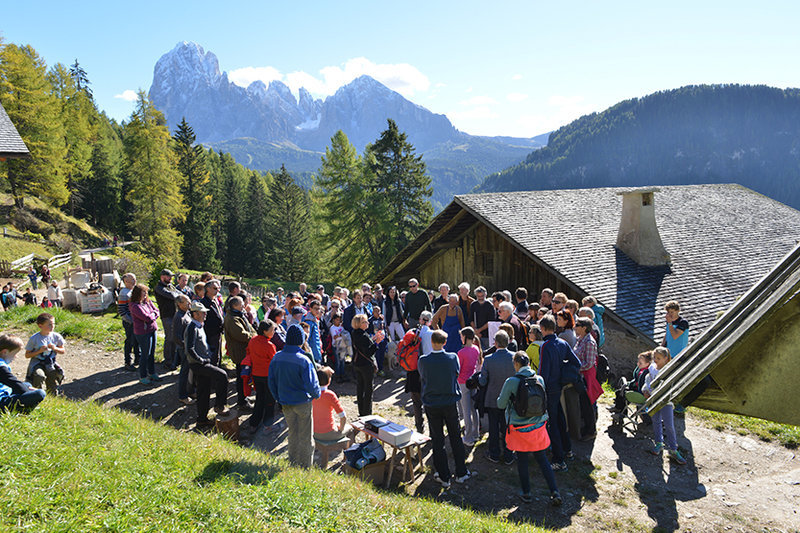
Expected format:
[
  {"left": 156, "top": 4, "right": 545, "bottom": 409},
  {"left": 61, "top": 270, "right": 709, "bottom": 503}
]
[
  {"left": 395, "top": 329, "right": 420, "bottom": 371},
  {"left": 560, "top": 348, "right": 583, "bottom": 387},
  {"left": 512, "top": 373, "right": 546, "bottom": 418},
  {"left": 596, "top": 353, "right": 610, "bottom": 385}
]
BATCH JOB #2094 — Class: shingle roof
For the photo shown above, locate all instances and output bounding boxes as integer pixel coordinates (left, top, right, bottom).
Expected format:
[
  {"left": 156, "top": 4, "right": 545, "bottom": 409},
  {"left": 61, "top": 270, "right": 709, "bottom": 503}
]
[
  {"left": 0, "top": 101, "right": 30, "bottom": 159},
  {"left": 454, "top": 184, "right": 800, "bottom": 342}
]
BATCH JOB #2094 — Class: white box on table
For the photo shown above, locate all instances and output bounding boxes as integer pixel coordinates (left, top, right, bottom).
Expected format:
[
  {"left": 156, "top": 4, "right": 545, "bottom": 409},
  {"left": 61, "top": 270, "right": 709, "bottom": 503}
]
[{"left": 378, "top": 422, "right": 413, "bottom": 447}]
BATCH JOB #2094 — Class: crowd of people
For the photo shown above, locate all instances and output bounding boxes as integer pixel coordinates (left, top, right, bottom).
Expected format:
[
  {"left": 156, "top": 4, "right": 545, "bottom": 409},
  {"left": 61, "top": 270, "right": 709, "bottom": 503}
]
[{"left": 0, "top": 270, "right": 692, "bottom": 504}]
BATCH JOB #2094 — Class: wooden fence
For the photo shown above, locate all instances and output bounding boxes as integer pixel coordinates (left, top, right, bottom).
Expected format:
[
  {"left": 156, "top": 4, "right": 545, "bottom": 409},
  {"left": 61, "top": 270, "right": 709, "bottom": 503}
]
[{"left": 14, "top": 252, "right": 74, "bottom": 288}]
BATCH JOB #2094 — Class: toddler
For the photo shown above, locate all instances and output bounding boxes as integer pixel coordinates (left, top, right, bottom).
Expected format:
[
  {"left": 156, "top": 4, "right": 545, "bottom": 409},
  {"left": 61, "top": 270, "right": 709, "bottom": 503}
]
[
  {"left": 0, "top": 334, "right": 46, "bottom": 412},
  {"left": 643, "top": 347, "right": 686, "bottom": 464},
  {"left": 25, "top": 313, "right": 66, "bottom": 394}
]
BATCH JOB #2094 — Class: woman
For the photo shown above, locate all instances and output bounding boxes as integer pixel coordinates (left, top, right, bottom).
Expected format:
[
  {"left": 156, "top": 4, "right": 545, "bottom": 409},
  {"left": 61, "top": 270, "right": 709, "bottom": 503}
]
[
  {"left": 241, "top": 291, "right": 259, "bottom": 328},
  {"left": 129, "top": 283, "right": 160, "bottom": 385},
  {"left": 497, "top": 351, "right": 562, "bottom": 506},
  {"left": 268, "top": 308, "right": 287, "bottom": 351},
  {"left": 574, "top": 317, "right": 604, "bottom": 440},
  {"left": 351, "top": 313, "right": 383, "bottom": 416},
  {"left": 457, "top": 327, "right": 481, "bottom": 446},
  {"left": 243, "top": 319, "right": 277, "bottom": 432},
  {"left": 383, "top": 286, "right": 406, "bottom": 342},
  {"left": 556, "top": 310, "right": 577, "bottom": 348},
  {"left": 47, "top": 280, "right": 63, "bottom": 308},
  {"left": 432, "top": 293, "right": 465, "bottom": 353}
]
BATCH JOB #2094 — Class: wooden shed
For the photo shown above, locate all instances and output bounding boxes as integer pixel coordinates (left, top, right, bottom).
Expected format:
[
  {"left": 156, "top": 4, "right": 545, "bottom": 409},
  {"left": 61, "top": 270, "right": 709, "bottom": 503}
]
[{"left": 0, "top": 101, "right": 31, "bottom": 160}]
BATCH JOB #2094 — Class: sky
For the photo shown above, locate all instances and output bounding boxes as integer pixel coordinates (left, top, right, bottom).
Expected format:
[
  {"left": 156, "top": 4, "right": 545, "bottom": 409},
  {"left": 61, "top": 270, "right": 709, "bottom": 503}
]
[{"left": 2, "top": 1, "right": 800, "bottom": 138}]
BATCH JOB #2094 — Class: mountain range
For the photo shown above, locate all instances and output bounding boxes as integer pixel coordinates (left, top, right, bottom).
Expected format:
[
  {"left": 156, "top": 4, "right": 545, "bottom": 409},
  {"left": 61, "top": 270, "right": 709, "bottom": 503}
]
[
  {"left": 477, "top": 84, "right": 800, "bottom": 210},
  {"left": 149, "top": 42, "right": 546, "bottom": 207}
]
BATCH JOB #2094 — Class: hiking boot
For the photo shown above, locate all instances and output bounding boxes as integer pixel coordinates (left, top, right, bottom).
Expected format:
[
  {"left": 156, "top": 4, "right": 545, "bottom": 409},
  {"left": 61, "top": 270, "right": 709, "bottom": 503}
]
[
  {"left": 669, "top": 449, "right": 687, "bottom": 465},
  {"left": 503, "top": 455, "right": 515, "bottom": 465},
  {"left": 123, "top": 364, "right": 137, "bottom": 372},
  {"left": 454, "top": 470, "right": 475, "bottom": 484},
  {"left": 179, "top": 397, "right": 196, "bottom": 406},
  {"left": 650, "top": 442, "right": 664, "bottom": 455},
  {"left": 565, "top": 451, "right": 575, "bottom": 460},
  {"left": 149, "top": 374, "right": 162, "bottom": 382},
  {"left": 550, "top": 491, "right": 563, "bottom": 506},
  {"left": 551, "top": 461, "right": 568, "bottom": 472},
  {"left": 484, "top": 452, "right": 500, "bottom": 463},
  {"left": 139, "top": 377, "right": 152, "bottom": 385},
  {"left": 433, "top": 472, "right": 451, "bottom": 489},
  {"left": 520, "top": 492, "right": 533, "bottom": 503}
]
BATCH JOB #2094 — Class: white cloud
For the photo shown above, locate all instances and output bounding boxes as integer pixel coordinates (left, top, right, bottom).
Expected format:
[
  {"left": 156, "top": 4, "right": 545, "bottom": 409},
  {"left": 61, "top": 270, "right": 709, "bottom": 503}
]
[
  {"left": 506, "top": 92, "right": 529, "bottom": 102},
  {"left": 512, "top": 74, "right": 523, "bottom": 80},
  {"left": 460, "top": 95, "right": 496, "bottom": 106},
  {"left": 114, "top": 90, "right": 138, "bottom": 102},
  {"left": 229, "top": 57, "right": 430, "bottom": 98}
]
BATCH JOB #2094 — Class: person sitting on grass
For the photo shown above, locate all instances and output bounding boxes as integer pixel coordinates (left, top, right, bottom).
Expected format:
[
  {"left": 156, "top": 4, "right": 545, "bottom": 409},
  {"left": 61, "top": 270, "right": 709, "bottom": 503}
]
[
  {"left": 643, "top": 346, "right": 687, "bottom": 465},
  {"left": 25, "top": 313, "right": 65, "bottom": 395},
  {"left": 312, "top": 366, "right": 351, "bottom": 441},
  {"left": 0, "top": 334, "right": 46, "bottom": 412},
  {"left": 497, "top": 351, "right": 561, "bottom": 506}
]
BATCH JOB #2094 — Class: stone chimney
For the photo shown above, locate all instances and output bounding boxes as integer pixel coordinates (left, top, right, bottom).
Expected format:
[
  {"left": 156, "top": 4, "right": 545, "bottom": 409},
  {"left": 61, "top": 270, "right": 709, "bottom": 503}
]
[{"left": 616, "top": 188, "right": 671, "bottom": 266}]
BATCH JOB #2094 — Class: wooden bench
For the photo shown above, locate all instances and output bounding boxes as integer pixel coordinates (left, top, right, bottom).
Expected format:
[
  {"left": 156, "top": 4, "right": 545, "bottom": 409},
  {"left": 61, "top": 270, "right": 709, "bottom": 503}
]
[{"left": 314, "top": 433, "right": 354, "bottom": 468}]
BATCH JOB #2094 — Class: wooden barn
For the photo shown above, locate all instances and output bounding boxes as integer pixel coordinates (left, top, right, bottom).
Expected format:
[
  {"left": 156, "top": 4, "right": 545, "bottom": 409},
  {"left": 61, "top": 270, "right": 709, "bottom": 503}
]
[
  {"left": 0, "top": 101, "right": 31, "bottom": 161},
  {"left": 377, "top": 184, "right": 800, "bottom": 364}
]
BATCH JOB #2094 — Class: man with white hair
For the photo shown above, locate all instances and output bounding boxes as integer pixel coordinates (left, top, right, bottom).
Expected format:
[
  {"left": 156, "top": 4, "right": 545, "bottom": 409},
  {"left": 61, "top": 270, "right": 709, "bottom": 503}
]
[
  {"left": 432, "top": 283, "right": 450, "bottom": 312},
  {"left": 578, "top": 306, "right": 601, "bottom": 343},
  {"left": 457, "top": 282, "right": 474, "bottom": 323},
  {"left": 498, "top": 301, "right": 524, "bottom": 349}
]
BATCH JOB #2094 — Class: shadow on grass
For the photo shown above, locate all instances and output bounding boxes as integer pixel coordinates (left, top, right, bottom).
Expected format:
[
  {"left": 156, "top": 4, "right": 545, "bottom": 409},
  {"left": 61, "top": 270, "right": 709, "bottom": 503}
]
[{"left": 195, "top": 459, "right": 281, "bottom": 486}]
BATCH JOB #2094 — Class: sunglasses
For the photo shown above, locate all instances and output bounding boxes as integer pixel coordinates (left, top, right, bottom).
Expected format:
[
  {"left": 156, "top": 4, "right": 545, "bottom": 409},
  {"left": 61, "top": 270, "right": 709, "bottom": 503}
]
[
  {"left": 553, "top": 300, "right": 563, "bottom": 304},
  {"left": 410, "top": 284, "right": 418, "bottom": 288}
]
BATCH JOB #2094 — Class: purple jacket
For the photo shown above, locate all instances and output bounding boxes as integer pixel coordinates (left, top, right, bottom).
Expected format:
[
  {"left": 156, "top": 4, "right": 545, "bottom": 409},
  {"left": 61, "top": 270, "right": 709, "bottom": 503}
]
[{"left": 130, "top": 300, "right": 160, "bottom": 336}]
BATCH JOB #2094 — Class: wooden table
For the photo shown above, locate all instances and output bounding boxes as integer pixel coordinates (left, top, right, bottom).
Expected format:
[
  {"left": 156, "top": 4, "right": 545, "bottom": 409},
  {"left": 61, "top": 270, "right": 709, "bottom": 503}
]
[{"left": 350, "top": 419, "right": 430, "bottom": 488}]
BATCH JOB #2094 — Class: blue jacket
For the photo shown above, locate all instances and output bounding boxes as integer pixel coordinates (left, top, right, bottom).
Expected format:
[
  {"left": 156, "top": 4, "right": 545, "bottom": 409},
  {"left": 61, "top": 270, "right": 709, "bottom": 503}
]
[
  {"left": 268, "top": 345, "right": 321, "bottom": 406},
  {"left": 418, "top": 349, "right": 461, "bottom": 407},
  {"left": 593, "top": 303, "right": 606, "bottom": 348},
  {"left": 539, "top": 333, "right": 579, "bottom": 399},
  {"left": 303, "top": 313, "right": 322, "bottom": 363}
]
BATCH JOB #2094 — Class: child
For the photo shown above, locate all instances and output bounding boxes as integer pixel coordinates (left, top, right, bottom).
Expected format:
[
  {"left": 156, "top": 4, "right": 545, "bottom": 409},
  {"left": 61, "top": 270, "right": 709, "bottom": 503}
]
[
  {"left": 643, "top": 347, "right": 687, "bottom": 464},
  {"left": 312, "top": 366, "right": 351, "bottom": 440},
  {"left": 40, "top": 296, "right": 53, "bottom": 309},
  {"left": 611, "top": 351, "right": 652, "bottom": 413},
  {"left": 25, "top": 313, "right": 65, "bottom": 395},
  {"left": 0, "top": 334, "right": 46, "bottom": 412},
  {"left": 23, "top": 288, "right": 37, "bottom": 306},
  {"left": 329, "top": 314, "right": 351, "bottom": 381}
]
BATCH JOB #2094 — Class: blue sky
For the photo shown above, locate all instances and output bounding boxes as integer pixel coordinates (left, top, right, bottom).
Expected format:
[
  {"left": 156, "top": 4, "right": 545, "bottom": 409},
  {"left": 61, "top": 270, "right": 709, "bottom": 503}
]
[{"left": 2, "top": 1, "right": 799, "bottom": 137}]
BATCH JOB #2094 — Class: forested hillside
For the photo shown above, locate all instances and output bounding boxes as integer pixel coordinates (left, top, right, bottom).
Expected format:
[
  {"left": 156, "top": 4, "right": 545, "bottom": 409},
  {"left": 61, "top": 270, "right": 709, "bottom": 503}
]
[{"left": 478, "top": 85, "right": 800, "bottom": 209}]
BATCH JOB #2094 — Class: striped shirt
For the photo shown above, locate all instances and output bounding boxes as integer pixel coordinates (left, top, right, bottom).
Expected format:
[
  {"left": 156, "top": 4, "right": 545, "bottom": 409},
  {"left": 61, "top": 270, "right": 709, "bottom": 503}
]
[{"left": 117, "top": 287, "right": 133, "bottom": 322}]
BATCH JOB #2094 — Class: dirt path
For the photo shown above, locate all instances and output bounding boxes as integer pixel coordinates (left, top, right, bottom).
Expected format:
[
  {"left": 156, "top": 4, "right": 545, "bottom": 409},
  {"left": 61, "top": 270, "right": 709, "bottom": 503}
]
[{"left": 8, "top": 333, "right": 799, "bottom": 532}]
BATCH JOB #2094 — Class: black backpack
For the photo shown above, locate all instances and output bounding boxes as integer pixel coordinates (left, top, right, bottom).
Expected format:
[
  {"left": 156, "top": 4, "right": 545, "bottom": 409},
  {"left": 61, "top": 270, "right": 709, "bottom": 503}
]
[
  {"left": 596, "top": 353, "right": 610, "bottom": 385},
  {"left": 512, "top": 373, "right": 546, "bottom": 418}
]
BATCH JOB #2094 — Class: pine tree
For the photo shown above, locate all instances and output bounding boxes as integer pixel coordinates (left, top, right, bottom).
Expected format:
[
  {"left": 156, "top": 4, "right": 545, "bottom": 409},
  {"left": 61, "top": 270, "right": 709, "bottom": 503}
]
[
  {"left": 365, "top": 119, "right": 433, "bottom": 264},
  {"left": 241, "top": 171, "right": 273, "bottom": 277},
  {"left": 173, "top": 118, "right": 219, "bottom": 272},
  {"left": 216, "top": 152, "right": 248, "bottom": 273},
  {"left": 267, "top": 165, "right": 312, "bottom": 281},
  {"left": 69, "top": 59, "right": 92, "bottom": 100},
  {"left": 123, "top": 91, "right": 184, "bottom": 265},
  {"left": 0, "top": 44, "right": 68, "bottom": 208},
  {"left": 80, "top": 114, "right": 123, "bottom": 231},
  {"left": 317, "top": 130, "right": 383, "bottom": 281}
]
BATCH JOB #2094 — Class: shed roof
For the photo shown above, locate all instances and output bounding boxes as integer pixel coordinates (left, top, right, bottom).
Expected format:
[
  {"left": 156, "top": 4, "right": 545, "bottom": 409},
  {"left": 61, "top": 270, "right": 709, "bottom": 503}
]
[
  {"left": 0, "top": 101, "right": 30, "bottom": 159},
  {"left": 379, "top": 184, "right": 800, "bottom": 343}
]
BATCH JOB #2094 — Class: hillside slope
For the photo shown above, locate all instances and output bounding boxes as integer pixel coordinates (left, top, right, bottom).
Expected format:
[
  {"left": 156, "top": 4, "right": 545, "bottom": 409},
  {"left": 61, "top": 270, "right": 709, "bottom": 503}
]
[{"left": 478, "top": 85, "right": 800, "bottom": 210}]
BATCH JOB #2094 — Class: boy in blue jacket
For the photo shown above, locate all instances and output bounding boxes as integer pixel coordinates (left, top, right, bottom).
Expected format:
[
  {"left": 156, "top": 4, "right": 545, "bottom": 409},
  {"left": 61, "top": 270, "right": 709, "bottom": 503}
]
[{"left": 0, "top": 334, "right": 45, "bottom": 412}]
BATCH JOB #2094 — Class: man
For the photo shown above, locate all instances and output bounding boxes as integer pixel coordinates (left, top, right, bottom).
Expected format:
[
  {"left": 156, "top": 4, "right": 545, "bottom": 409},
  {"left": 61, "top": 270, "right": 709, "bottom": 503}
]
[
  {"left": 176, "top": 273, "right": 193, "bottom": 298},
  {"left": 373, "top": 284, "right": 384, "bottom": 309},
  {"left": 117, "top": 273, "right": 140, "bottom": 371},
  {"left": 330, "top": 287, "right": 343, "bottom": 310},
  {"left": 457, "top": 282, "right": 474, "bottom": 323},
  {"left": 315, "top": 285, "right": 329, "bottom": 307},
  {"left": 432, "top": 283, "right": 450, "bottom": 312},
  {"left": 224, "top": 296, "right": 256, "bottom": 411},
  {"left": 418, "top": 329, "right": 474, "bottom": 488},
  {"left": 342, "top": 290, "right": 367, "bottom": 335},
  {"left": 172, "top": 294, "right": 195, "bottom": 405},
  {"left": 268, "top": 323, "right": 321, "bottom": 468},
  {"left": 497, "top": 301, "right": 524, "bottom": 349},
  {"left": 514, "top": 287, "right": 529, "bottom": 319},
  {"left": 275, "top": 287, "right": 286, "bottom": 307},
  {"left": 224, "top": 281, "right": 241, "bottom": 313},
  {"left": 478, "top": 330, "right": 516, "bottom": 464},
  {"left": 298, "top": 282, "right": 310, "bottom": 304},
  {"left": 324, "top": 298, "right": 342, "bottom": 329},
  {"left": 184, "top": 300, "right": 229, "bottom": 428},
  {"left": 154, "top": 269, "right": 181, "bottom": 370},
  {"left": 303, "top": 299, "right": 324, "bottom": 363},
  {"left": 200, "top": 280, "right": 225, "bottom": 366},
  {"left": 540, "top": 288, "right": 554, "bottom": 309},
  {"left": 539, "top": 315, "right": 576, "bottom": 471},
  {"left": 491, "top": 291, "right": 505, "bottom": 310},
  {"left": 470, "top": 286, "right": 496, "bottom": 351},
  {"left": 404, "top": 278, "right": 431, "bottom": 330}
]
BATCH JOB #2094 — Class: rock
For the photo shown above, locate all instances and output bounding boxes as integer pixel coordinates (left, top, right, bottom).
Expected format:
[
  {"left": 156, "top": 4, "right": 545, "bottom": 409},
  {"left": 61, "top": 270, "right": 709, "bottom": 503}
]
[
  {"left": 712, "top": 488, "right": 727, "bottom": 498},
  {"left": 738, "top": 437, "right": 758, "bottom": 451},
  {"left": 724, "top": 501, "right": 741, "bottom": 507}
]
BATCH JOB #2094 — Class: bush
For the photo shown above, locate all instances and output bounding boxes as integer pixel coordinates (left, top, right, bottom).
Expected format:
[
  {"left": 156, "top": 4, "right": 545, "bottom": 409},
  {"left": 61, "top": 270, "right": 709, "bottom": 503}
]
[{"left": 113, "top": 249, "right": 154, "bottom": 284}]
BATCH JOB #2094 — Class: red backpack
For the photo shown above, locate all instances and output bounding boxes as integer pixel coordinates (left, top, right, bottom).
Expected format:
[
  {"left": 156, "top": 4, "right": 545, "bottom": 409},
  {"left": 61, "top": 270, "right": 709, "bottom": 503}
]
[{"left": 395, "top": 329, "right": 421, "bottom": 371}]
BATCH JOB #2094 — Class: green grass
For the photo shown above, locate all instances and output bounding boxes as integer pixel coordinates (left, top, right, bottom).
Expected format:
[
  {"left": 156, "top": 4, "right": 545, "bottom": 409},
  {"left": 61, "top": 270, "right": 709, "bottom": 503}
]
[
  {"left": 0, "top": 305, "right": 124, "bottom": 350},
  {"left": 0, "top": 398, "right": 544, "bottom": 532},
  {"left": 688, "top": 407, "right": 800, "bottom": 448},
  {"left": 0, "top": 235, "right": 54, "bottom": 262}
]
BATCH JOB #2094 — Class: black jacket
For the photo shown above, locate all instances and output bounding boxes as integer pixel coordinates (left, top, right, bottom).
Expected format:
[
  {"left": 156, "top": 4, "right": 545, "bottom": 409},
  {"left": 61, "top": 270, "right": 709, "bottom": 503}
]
[
  {"left": 154, "top": 281, "right": 180, "bottom": 319},
  {"left": 201, "top": 296, "right": 224, "bottom": 337},
  {"left": 352, "top": 328, "right": 377, "bottom": 368}
]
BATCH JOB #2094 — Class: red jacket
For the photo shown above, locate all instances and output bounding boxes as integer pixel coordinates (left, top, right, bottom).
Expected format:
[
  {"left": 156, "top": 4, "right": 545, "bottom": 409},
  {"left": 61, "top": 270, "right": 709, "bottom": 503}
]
[{"left": 242, "top": 335, "right": 276, "bottom": 377}]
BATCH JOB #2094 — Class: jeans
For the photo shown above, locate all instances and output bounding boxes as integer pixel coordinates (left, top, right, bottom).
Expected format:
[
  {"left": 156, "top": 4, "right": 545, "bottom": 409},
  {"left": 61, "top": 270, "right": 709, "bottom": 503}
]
[
  {"left": 458, "top": 383, "right": 479, "bottom": 443},
  {"left": 190, "top": 362, "right": 228, "bottom": 423},
  {"left": 177, "top": 348, "right": 194, "bottom": 400},
  {"left": 135, "top": 332, "right": 157, "bottom": 379},
  {"left": 354, "top": 364, "right": 375, "bottom": 416},
  {"left": 517, "top": 450, "right": 558, "bottom": 495},
  {"left": 652, "top": 403, "right": 678, "bottom": 450},
  {"left": 486, "top": 407, "right": 513, "bottom": 461},
  {"left": 283, "top": 402, "right": 314, "bottom": 468},
  {"left": 0, "top": 388, "right": 45, "bottom": 412},
  {"left": 122, "top": 321, "right": 140, "bottom": 367},
  {"left": 249, "top": 376, "right": 274, "bottom": 428},
  {"left": 546, "top": 393, "right": 571, "bottom": 463},
  {"left": 161, "top": 316, "right": 175, "bottom": 367},
  {"left": 425, "top": 403, "right": 467, "bottom": 482}
]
